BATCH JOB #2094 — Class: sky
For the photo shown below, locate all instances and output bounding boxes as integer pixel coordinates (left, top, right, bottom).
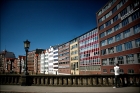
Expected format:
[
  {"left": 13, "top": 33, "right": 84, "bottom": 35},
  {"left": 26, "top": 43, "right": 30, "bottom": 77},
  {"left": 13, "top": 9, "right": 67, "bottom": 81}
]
[{"left": 1, "top": 0, "right": 109, "bottom": 57}]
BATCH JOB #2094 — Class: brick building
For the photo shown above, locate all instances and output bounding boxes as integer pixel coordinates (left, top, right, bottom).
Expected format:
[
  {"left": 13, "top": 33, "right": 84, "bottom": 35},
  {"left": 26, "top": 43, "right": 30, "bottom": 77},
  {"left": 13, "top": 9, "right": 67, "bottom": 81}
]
[
  {"left": 96, "top": 0, "right": 140, "bottom": 74},
  {"left": 58, "top": 42, "right": 70, "bottom": 75},
  {"left": 0, "top": 50, "right": 16, "bottom": 73}
]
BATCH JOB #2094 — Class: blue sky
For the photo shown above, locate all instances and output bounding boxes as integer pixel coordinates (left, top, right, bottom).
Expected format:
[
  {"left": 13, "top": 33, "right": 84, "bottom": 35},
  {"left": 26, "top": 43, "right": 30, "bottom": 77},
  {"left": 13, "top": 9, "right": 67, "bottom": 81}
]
[{"left": 1, "top": 0, "right": 109, "bottom": 57}]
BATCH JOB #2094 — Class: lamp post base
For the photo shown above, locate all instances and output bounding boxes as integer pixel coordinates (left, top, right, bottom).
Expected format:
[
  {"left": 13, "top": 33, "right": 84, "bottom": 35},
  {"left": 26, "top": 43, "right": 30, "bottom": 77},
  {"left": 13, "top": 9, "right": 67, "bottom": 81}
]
[
  {"left": 20, "top": 75, "right": 32, "bottom": 86},
  {"left": 21, "top": 75, "right": 28, "bottom": 86}
]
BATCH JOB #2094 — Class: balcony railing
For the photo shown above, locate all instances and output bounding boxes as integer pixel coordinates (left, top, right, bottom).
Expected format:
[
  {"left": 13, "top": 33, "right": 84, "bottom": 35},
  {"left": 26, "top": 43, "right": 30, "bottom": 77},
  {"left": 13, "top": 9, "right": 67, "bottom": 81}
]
[{"left": 0, "top": 74, "right": 139, "bottom": 86}]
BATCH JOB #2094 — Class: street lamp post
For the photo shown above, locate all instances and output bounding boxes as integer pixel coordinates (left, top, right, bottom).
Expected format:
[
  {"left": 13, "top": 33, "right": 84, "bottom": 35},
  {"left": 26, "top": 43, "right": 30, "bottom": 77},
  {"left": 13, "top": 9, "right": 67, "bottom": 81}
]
[
  {"left": 21, "top": 39, "right": 30, "bottom": 86},
  {"left": 24, "top": 40, "right": 30, "bottom": 75}
]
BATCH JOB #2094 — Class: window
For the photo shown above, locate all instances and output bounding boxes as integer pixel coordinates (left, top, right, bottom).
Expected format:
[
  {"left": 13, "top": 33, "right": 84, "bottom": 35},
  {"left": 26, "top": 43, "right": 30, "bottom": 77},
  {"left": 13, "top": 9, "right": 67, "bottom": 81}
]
[
  {"left": 130, "top": 0, "right": 140, "bottom": 10},
  {"left": 131, "top": 10, "right": 140, "bottom": 21},
  {"left": 120, "top": 69, "right": 124, "bottom": 74},
  {"left": 102, "top": 16, "right": 105, "bottom": 21},
  {"left": 124, "top": 41, "right": 132, "bottom": 50},
  {"left": 120, "top": 8, "right": 127, "bottom": 17},
  {"left": 100, "top": 24, "right": 104, "bottom": 30},
  {"left": 128, "top": 69, "right": 134, "bottom": 74},
  {"left": 108, "top": 47, "right": 114, "bottom": 54},
  {"left": 122, "top": 18, "right": 129, "bottom": 27},
  {"left": 123, "top": 29, "right": 130, "bottom": 38},
  {"left": 109, "top": 58, "right": 115, "bottom": 65},
  {"left": 137, "top": 53, "right": 140, "bottom": 63},
  {"left": 105, "top": 12, "right": 111, "bottom": 19},
  {"left": 110, "top": 69, "right": 114, "bottom": 73},
  {"left": 133, "top": 24, "right": 140, "bottom": 34},
  {"left": 135, "top": 38, "right": 140, "bottom": 47},
  {"left": 101, "top": 40, "right": 106, "bottom": 46},
  {"left": 98, "top": 10, "right": 102, "bottom": 16},
  {"left": 113, "top": 15, "right": 118, "bottom": 22},
  {"left": 118, "top": 1, "right": 123, "bottom": 9},
  {"left": 114, "top": 24, "right": 120, "bottom": 31},
  {"left": 117, "top": 56, "right": 124, "bottom": 64},
  {"left": 102, "top": 59, "right": 107, "bottom": 65},
  {"left": 116, "top": 44, "right": 122, "bottom": 52},
  {"left": 103, "top": 69, "right": 107, "bottom": 73},
  {"left": 101, "top": 49, "right": 106, "bottom": 55},
  {"left": 112, "top": 6, "right": 117, "bottom": 14},
  {"left": 106, "top": 20, "right": 111, "bottom": 27},
  {"left": 115, "top": 33, "right": 121, "bottom": 42},
  {"left": 100, "top": 32, "right": 105, "bottom": 38},
  {"left": 107, "top": 37, "right": 113, "bottom": 44},
  {"left": 106, "top": 28, "right": 113, "bottom": 35},
  {"left": 126, "top": 54, "right": 134, "bottom": 64},
  {"left": 98, "top": 18, "right": 102, "bottom": 23}
]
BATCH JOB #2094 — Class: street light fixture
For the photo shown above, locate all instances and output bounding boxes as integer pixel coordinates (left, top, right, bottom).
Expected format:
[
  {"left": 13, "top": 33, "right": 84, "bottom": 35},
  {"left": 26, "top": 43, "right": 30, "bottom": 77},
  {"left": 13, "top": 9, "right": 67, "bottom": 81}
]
[{"left": 24, "top": 40, "right": 30, "bottom": 75}]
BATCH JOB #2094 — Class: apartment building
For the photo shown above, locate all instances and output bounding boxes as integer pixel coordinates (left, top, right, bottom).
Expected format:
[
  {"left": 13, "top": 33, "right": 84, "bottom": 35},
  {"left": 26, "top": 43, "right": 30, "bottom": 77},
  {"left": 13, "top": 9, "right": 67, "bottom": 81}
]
[
  {"left": 52, "top": 45, "right": 59, "bottom": 75},
  {"left": 0, "top": 50, "right": 16, "bottom": 73},
  {"left": 40, "top": 50, "right": 46, "bottom": 74},
  {"left": 27, "top": 50, "right": 35, "bottom": 74},
  {"left": 45, "top": 49, "right": 49, "bottom": 74},
  {"left": 34, "top": 49, "right": 45, "bottom": 74},
  {"left": 15, "top": 55, "right": 25, "bottom": 74},
  {"left": 96, "top": 0, "right": 140, "bottom": 74},
  {"left": 79, "top": 28, "right": 101, "bottom": 75},
  {"left": 48, "top": 47, "right": 54, "bottom": 74},
  {"left": 40, "top": 46, "right": 59, "bottom": 75},
  {"left": 70, "top": 38, "right": 79, "bottom": 75},
  {"left": 58, "top": 42, "right": 70, "bottom": 75}
]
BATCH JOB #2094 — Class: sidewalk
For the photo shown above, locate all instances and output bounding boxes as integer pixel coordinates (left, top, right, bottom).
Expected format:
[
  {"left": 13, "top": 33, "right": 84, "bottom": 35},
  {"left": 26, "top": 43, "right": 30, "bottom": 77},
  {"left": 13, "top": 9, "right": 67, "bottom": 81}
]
[{"left": 0, "top": 85, "right": 140, "bottom": 93}]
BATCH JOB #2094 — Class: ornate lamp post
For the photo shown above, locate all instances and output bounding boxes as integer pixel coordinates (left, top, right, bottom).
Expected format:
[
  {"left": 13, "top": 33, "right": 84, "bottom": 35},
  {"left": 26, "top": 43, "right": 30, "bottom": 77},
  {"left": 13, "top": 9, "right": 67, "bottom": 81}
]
[
  {"left": 24, "top": 40, "right": 30, "bottom": 75},
  {"left": 21, "top": 40, "right": 30, "bottom": 86}
]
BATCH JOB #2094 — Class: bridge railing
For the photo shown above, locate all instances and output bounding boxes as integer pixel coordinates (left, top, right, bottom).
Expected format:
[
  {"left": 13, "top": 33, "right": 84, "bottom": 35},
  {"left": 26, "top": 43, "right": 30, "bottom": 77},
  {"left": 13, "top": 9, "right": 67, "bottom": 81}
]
[{"left": 0, "top": 74, "right": 139, "bottom": 87}]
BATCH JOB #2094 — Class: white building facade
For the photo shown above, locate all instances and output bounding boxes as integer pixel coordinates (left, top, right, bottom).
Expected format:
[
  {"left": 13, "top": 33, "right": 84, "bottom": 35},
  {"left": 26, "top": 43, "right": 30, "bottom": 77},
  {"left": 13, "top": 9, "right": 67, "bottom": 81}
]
[
  {"left": 40, "top": 46, "right": 59, "bottom": 75},
  {"left": 52, "top": 46, "right": 59, "bottom": 75}
]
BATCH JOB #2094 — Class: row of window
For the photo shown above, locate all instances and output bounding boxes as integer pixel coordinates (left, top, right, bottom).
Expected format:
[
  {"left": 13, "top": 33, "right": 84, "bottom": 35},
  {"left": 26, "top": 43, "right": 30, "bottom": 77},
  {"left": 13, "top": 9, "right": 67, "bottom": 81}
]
[
  {"left": 79, "top": 29, "right": 98, "bottom": 40},
  {"left": 80, "top": 44, "right": 99, "bottom": 53},
  {"left": 99, "top": 2, "right": 140, "bottom": 30},
  {"left": 99, "top": 0, "right": 128, "bottom": 23},
  {"left": 79, "top": 36, "right": 98, "bottom": 46},
  {"left": 70, "top": 38, "right": 78, "bottom": 44},
  {"left": 58, "top": 57, "right": 69, "bottom": 61},
  {"left": 98, "top": 0, "right": 116, "bottom": 16},
  {"left": 80, "top": 66, "right": 100, "bottom": 70},
  {"left": 71, "top": 44, "right": 78, "bottom": 50},
  {"left": 71, "top": 50, "right": 78, "bottom": 55},
  {"left": 80, "top": 52, "right": 99, "bottom": 59},
  {"left": 59, "top": 48, "right": 69, "bottom": 53},
  {"left": 71, "top": 56, "right": 78, "bottom": 61},
  {"left": 98, "top": 0, "right": 139, "bottom": 23},
  {"left": 80, "top": 58, "right": 100, "bottom": 64},
  {"left": 103, "top": 69, "right": 135, "bottom": 74},
  {"left": 59, "top": 43, "right": 69, "bottom": 48},
  {"left": 101, "top": 24, "right": 140, "bottom": 47},
  {"left": 58, "top": 61, "right": 70, "bottom": 65},
  {"left": 59, "top": 52, "right": 69, "bottom": 56},
  {"left": 102, "top": 53, "right": 140, "bottom": 65},
  {"left": 101, "top": 38, "right": 140, "bottom": 55}
]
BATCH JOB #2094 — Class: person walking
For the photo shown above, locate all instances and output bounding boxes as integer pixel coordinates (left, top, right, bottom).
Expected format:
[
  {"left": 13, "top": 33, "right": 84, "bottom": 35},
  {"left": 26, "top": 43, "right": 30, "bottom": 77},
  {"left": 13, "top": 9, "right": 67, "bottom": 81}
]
[{"left": 113, "top": 63, "right": 120, "bottom": 88}]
